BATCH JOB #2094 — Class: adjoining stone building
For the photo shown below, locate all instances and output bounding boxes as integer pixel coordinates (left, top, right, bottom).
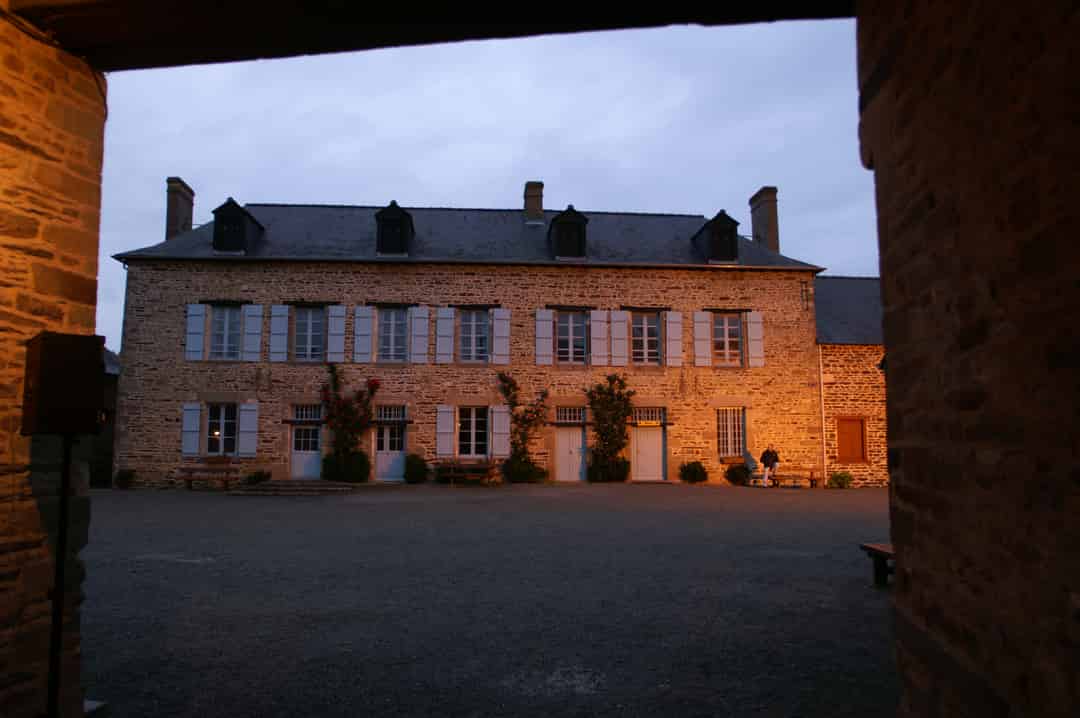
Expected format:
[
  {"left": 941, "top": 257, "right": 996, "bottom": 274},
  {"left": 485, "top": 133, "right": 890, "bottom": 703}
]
[{"left": 113, "top": 179, "right": 886, "bottom": 487}]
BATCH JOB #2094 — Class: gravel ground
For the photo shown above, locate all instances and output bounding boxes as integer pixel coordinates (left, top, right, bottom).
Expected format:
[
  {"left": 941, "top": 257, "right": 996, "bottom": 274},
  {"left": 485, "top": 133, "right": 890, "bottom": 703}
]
[{"left": 81, "top": 484, "right": 897, "bottom": 717}]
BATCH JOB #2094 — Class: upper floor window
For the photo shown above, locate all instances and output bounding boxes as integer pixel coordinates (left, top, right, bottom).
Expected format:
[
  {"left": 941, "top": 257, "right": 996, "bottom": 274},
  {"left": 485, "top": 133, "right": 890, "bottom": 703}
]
[
  {"left": 378, "top": 307, "right": 408, "bottom": 362},
  {"left": 207, "top": 403, "right": 237, "bottom": 455},
  {"left": 209, "top": 305, "right": 241, "bottom": 360},
  {"left": 556, "top": 311, "right": 588, "bottom": 364},
  {"left": 631, "top": 312, "right": 661, "bottom": 365},
  {"left": 294, "top": 306, "right": 325, "bottom": 362},
  {"left": 713, "top": 313, "right": 743, "bottom": 366},
  {"left": 458, "top": 309, "right": 489, "bottom": 362},
  {"left": 458, "top": 406, "right": 488, "bottom": 458}
]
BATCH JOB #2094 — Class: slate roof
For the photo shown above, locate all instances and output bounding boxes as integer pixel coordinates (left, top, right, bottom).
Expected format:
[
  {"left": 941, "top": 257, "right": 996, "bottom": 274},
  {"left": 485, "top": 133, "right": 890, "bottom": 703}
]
[
  {"left": 815, "top": 276, "right": 883, "bottom": 345},
  {"left": 114, "top": 203, "right": 820, "bottom": 270}
]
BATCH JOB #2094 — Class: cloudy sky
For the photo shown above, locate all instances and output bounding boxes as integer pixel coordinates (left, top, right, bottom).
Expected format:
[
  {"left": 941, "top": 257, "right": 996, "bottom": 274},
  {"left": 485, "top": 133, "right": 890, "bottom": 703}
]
[{"left": 97, "top": 21, "right": 877, "bottom": 351}]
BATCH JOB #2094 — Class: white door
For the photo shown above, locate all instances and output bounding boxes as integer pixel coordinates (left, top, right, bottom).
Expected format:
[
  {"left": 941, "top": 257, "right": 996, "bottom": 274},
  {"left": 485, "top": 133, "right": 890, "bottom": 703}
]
[
  {"left": 555, "top": 426, "right": 585, "bottom": 482},
  {"left": 375, "top": 425, "right": 406, "bottom": 481},
  {"left": 632, "top": 426, "right": 665, "bottom": 481},
  {"left": 291, "top": 425, "right": 321, "bottom": 479}
]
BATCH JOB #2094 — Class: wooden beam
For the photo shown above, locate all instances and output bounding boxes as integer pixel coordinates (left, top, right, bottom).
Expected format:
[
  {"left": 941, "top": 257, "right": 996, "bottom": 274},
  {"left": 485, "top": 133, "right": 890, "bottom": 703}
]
[{"left": 9, "top": 2, "right": 855, "bottom": 72}]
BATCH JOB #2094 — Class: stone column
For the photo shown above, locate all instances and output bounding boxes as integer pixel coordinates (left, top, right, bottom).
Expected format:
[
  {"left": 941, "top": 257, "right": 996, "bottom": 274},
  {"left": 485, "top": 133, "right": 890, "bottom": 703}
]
[{"left": 0, "top": 10, "right": 107, "bottom": 718}]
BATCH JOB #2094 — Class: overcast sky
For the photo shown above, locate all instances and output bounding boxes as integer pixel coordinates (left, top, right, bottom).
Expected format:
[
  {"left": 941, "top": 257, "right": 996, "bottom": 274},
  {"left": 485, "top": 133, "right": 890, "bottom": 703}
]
[{"left": 97, "top": 21, "right": 877, "bottom": 351}]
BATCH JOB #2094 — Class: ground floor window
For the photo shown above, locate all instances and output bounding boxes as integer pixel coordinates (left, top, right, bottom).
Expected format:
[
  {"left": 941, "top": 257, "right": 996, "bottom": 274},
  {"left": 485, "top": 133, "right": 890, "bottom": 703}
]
[
  {"left": 458, "top": 407, "right": 488, "bottom": 457},
  {"left": 207, "top": 403, "right": 237, "bottom": 455},
  {"left": 836, "top": 417, "right": 866, "bottom": 462},
  {"left": 717, "top": 407, "right": 744, "bottom": 458},
  {"left": 377, "top": 424, "right": 405, "bottom": 452}
]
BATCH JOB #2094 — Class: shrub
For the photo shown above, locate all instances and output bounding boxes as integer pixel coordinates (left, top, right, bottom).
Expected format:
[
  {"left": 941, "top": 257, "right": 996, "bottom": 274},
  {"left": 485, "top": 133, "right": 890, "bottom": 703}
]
[
  {"left": 243, "top": 470, "right": 272, "bottom": 486},
  {"left": 323, "top": 451, "right": 370, "bottom": 483},
  {"left": 501, "top": 453, "right": 548, "bottom": 483},
  {"left": 679, "top": 461, "right": 708, "bottom": 484},
  {"left": 404, "top": 454, "right": 428, "bottom": 484},
  {"left": 113, "top": 469, "right": 135, "bottom": 489},
  {"left": 827, "top": 471, "right": 853, "bottom": 489},
  {"left": 586, "top": 456, "right": 630, "bottom": 483},
  {"left": 725, "top": 463, "right": 751, "bottom": 486}
]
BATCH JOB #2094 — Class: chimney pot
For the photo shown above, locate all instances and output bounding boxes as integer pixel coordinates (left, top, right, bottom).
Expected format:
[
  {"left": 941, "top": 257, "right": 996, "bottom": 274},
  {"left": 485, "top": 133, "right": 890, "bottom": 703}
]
[
  {"left": 524, "top": 181, "right": 544, "bottom": 221},
  {"left": 165, "top": 177, "right": 195, "bottom": 242},
  {"left": 749, "top": 185, "right": 779, "bottom": 254}
]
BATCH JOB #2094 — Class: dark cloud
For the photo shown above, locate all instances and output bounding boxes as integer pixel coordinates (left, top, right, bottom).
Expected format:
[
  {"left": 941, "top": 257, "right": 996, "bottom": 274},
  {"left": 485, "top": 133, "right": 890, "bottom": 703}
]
[{"left": 97, "top": 22, "right": 876, "bottom": 350}]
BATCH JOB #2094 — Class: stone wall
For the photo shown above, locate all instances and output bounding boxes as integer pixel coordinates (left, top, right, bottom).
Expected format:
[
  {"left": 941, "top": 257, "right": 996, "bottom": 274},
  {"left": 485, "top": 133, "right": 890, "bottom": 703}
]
[
  {"left": 115, "top": 261, "right": 823, "bottom": 486},
  {"left": 858, "top": 1, "right": 1079, "bottom": 716},
  {"left": 820, "top": 343, "right": 887, "bottom": 486},
  {"left": 0, "top": 11, "right": 106, "bottom": 718}
]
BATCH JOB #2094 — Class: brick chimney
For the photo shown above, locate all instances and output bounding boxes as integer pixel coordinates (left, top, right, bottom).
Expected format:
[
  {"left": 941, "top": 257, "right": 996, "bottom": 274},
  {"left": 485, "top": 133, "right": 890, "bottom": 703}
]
[
  {"left": 749, "top": 185, "right": 779, "bottom": 254},
  {"left": 165, "top": 176, "right": 195, "bottom": 241},
  {"left": 524, "top": 181, "right": 544, "bottom": 222}
]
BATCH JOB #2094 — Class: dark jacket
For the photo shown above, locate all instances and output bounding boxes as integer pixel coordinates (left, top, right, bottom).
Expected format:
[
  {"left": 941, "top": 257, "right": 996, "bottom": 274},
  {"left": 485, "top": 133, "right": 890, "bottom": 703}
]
[{"left": 760, "top": 449, "right": 779, "bottom": 468}]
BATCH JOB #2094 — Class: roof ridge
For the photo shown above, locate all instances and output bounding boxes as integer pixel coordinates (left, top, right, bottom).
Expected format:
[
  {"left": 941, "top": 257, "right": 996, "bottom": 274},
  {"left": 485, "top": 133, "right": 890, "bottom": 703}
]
[{"left": 243, "top": 203, "right": 706, "bottom": 219}]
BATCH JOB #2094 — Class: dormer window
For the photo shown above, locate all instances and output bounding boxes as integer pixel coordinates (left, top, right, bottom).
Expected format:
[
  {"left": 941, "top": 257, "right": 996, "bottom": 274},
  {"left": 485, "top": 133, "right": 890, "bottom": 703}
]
[
  {"left": 211, "top": 198, "right": 263, "bottom": 254},
  {"left": 694, "top": 210, "right": 739, "bottom": 263},
  {"left": 376, "top": 200, "right": 414, "bottom": 256},
  {"left": 549, "top": 204, "right": 588, "bottom": 259}
]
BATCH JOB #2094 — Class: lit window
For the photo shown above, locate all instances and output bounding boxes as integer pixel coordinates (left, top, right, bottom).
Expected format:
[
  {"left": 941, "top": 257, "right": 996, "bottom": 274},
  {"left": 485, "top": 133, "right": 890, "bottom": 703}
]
[
  {"left": 717, "top": 407, "right": 744, "bottom": 458},
  {"left": 712, "top": 313, "right": 743, "bottom": 367},
  {"left": 378, "top": 308, "right": 408, "bottom": 362},
  {"left": 458, "top": 407, "right": 488, "bottom": 458},
  {"left": 207, "top": 403, "right": 237, "bottom": 455},
  {"left": 556, "top": 311, "right": 588, "bottom": 364},
  {"left": 208, "top": 305, "right": 241, "bottom": 360},
  {"left": 458, "top": 309, "right": 489, "bottom": 362},
  {"left": 631, "top": 312, "right": 661, "bottom": 365},
  {"left": 294, "top": 307, "right": 325, "bottom": 361}
]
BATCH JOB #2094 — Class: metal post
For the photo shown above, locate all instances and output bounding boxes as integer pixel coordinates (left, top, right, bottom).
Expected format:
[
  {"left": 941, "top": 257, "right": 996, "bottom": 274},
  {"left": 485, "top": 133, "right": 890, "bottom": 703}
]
[{"left": 45, "top": 434, "right": 74, "bottom": 718}]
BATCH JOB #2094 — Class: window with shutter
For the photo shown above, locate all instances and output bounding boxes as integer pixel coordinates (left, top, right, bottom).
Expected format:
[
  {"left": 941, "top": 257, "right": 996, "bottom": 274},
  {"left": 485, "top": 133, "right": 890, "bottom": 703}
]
[
  {"left": 294, "top": 307, "right": 325, "bottom": 361},
  {"left": 378, "top": 308, "right": 409, "bottom": 362},
  {"left": 556, "top": 311, "right": 588, "bottom": 364},
  {"left": 208, "top": 305, "right": 242, "bottom": 360},
  {"left": 207, "top": 403, "right": 238, "bottom": 456},
  {"left": 836, "top": 418, "right": 867, "bottom": 463},
  {"left": 631, "top": 312, "right": 661, "bottom": 365},
  {"left": 458, "top": 407, "right": 489, "bottom": 458},
  {"left": 712, "top": 313, "right": 743, "bottom": 367},
  {"left": 458, "top": 309, "right": 490, "bottom": 362}
]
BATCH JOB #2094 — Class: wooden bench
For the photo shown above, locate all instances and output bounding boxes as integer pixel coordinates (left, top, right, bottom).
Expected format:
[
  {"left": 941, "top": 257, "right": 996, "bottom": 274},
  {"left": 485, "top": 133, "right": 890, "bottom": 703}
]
[
  {"left": 754, "top": 466, "right": 817, "bottom": 488},
  {"left": 859, "top": 542, "right": 895, "bottom": 587},
  {"left": 434, "top": 461, "right": 497, "bottom": 486},
  {"left": 177, "top": 463, "right": 241, "bottom": 491}
]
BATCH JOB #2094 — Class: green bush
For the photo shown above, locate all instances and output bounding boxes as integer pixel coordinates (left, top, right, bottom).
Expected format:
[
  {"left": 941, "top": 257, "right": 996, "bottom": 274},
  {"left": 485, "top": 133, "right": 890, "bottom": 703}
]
[
  {"left": 323, "top": 451, "right": 370, "bottom": 483},
  {"left": 243, "top": 470, "right": 272, "bottom": 486},
  {"left": 724, "top": 463, "right": 751, "bottom": 486},
  {"left": 827, "top": 471, "right": 853, "bottom": 489},
  {"left": 679, "top": 461, "right": 708, "bottom": 484},
  {"left": 587, "top": 457, "right": 630, "bottom": 483},
  {"left": 404, "top": 454, "right": 428, "bottom": 484},
  {"left": 113, "top": 469, "right": 135, "bottom": 489},
  {"left": 501, "top": 454, "right": 548, "bottom": 483}
]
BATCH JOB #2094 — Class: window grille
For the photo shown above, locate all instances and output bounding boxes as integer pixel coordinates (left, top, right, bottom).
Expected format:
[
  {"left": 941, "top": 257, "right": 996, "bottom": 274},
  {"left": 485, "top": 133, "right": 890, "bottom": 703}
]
[
  {"left": 555, "top": 406, "right": 585, "bottom": 423},
  {"left": 376, "top": 405, "right": 407, "bottom": 422},
  {"left": 633, "top": 407, "right": 665, "bottom": 424}
]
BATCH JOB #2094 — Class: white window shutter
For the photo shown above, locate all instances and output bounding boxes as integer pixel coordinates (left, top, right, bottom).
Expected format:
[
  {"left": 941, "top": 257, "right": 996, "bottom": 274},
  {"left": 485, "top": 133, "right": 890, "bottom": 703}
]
[
  {"left": 535, "top": 309, "right": 553, "bottom": 365},
  {"left": 589, "top": 310, "right": 609, "bottom": 366},
  {"left": 664, "top": 311, "right": 683, "bottom": 367},
  {"left": 436, "top": 405, "right": 455, "bottom": 457},
  {"left": 409, "top": 306, "right": 430, "bottom": 364},
  {"left": 491, "top": 405, "right": 510, "bottom": 458},
  {"left": 747, "top": 310, "right": 765, "bottom": 367},
  {"left": 269, "top": 305, "right": 289, "bottom": 362},
  {"left": 609, "top": 310, "right": 629, "bottom": 366},
  {"left": 237, "top": 403, "right": 259, "bottom": 457},
  {"left": 491, "top": 308, "right": 511, "bottom": 365},
  {"left": 435, "top": 307, "right": 455, "bottom": 364},
  {"left": 326, "top": 305, "right": 346, "bottom": 362},
  {"left": 185, "top": 304, "right": 206, "bottom": 360},
  {"left": 181, "top": 403, "right": 201, "bottom": 456},
  {"left": 241, "top": 304, "right": 263, "bottom": 361},
  {"left": 354, "top": 306, "right": 374, "bottom": 363},
  {"left": 693, "top": 311, "right": 712, "bottom": 367}
]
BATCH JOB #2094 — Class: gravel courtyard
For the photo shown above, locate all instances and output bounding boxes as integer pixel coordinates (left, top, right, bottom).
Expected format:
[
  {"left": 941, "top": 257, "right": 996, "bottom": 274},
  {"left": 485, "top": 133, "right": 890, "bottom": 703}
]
[{"left": 82, "top": 485, "right": 897, "bottom": 717}]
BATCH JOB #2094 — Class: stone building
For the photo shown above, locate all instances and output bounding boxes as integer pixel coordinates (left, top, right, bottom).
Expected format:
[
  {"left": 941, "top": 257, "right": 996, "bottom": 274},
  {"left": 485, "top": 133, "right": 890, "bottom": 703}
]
[{"left": 112, "top": 179, "right": 886, "bottom": 488}]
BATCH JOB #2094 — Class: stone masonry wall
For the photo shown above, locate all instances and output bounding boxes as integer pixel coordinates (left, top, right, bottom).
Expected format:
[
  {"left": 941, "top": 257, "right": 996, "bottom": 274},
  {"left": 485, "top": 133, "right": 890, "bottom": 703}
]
[
  {"left": 858, "top": 2, "right": 1079, "bottom": 716},
  {"left": 0, "top": 11, "right": 106, "bottom": 718},
  {"left": 820, "top": 343, "right": 887, "bottom": 486},
  {"left": 115, "top": 261, "right": 823, "bottom": 486}
]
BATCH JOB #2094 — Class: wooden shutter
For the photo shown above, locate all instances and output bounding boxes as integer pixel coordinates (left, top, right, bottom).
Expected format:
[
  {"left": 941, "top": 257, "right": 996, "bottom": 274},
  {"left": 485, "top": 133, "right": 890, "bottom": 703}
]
[
  {"left": 241, "top": 304, "right": 263, "bottom": 361},
  {"left": 491, "top": 405, "right": 510, "bottom": 457},
  {"left": 435, "top": 307, "right": 455, "bottom": 364},
  {"left": 181, "top": 403, "right": 201, "bottom": 456},
  {"left": 326, "top": 304, "right": 346, "bottom": 363},
  {"left": 609, "top": 310, "right": 629, "bottom": 366},
  {"left": 436, "top": 405, "right": 455, "bottom": 457},
  {"left": 491, "top": 308, "right": 511, "bottom": 364},
  {"left": 269, "top": 305, "right": 289, "bottom": 362},
  {"left": 589, "top": 310, "right": 609, "bottom": 366},
  {"left": 664, "top": 311, "right": 683, "bottom": 367},
  {"left": 693, "top": 311, "right": 712, "bottom": 367},
  {"left": 535, "top": 309, "right": 553, "bottom": 365},
  {"left": 237, "top": 403, "right": 259, "bottom": 457},
  {"left": 353, "top": 306, "right": 374, "bottom": 362},
  {"left": 747, "top": 310, "right": 765, "bottom": 367},
  {"left": 408, "top": 306, "right": 429, "bottom": 364},
  {"left": 837, "top": 418, "right": 866, "bottom": 463},
  {"left": 185, "top": 304, "right": 206, "bottom": 360}
]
